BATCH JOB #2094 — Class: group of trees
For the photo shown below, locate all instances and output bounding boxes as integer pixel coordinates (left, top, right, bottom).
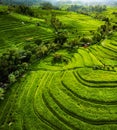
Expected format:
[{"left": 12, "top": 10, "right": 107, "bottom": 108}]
[
  {"left": 67, "top": 5, "right": 107, "bottom": 14},
  {"left": 0, "top": 49, "right": 29, "bottom": 86},
  {"left": 0, "top": 34, "right": 68, "bottom": 90},
  {"left": 6, "top": 2, "right": 59, "bottom": 16},
  {"left": 14, "top": 5, "right": 34, "bottom": 16},
  {"left": 40, "top": 2, "right": 59, "bottom": 10},
  {"left": 90, "top": 18, "right": 116, "bottom": 44},
  {"left": 66, "top": 17, "right": 116, "bottom": 47},
  {"left": 91, "top": 16, "right": 117, "bottom": 46},
  {"left": 51, "top": 14, "right": 65, "bottom": 32},
  {"left": 2, "top": 0, "right": 43, "bottom": 6},
  {"left": 1, "top": 3, "right": 116, "bottom": 100},
  {"left": 54, "top": 32, "right": 67, "bottom": 46}
]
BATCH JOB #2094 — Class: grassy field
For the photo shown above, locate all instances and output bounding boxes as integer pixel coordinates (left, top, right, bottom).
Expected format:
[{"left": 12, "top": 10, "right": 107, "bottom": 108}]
[
  {"left": 57, "top": 12, "right": 104, "bottom": 39},
  {"left": 0, "top": 8, "right": 104, "bottom": 55},
  {"left": 0, "top": 12, "right": 54, "bottom": 54},
  {"left": 0, "top": 5, "right": 117, "bottom": 130},
  {"left": 1, "top": 69, "right": 117, "bottom": 130}
]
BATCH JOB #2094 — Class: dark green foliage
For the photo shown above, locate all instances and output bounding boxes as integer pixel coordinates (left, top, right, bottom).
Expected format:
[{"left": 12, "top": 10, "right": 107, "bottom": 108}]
[
  {"left": 8, "top": 73, "right": 16, "bottom": 83},
  {"left": 92, "top": 19, "right": 114, "bottom": 44},
  {"left": 101, "top": 24, "right": 107, "bottom": 32},
  {"left": 34, "top": 39, "right": 42, "bottom": 46},
  {"left": 67, "top": 5, "right": 107, "bottom": 13},
  {"left": 24, "top": 43, "right": 38, "bottom": 54},
  {"left": 53, "top": 53, "right": 63, "bottom": 63},
  {"left": 92, "top": 32, "right": 102, "bottom": 43},
  {"left": 54, "top": 33, "right": 67, "bottom": 46},
  {"left": 15, "top": 5, "right": 34, "bottom": 16},
  {"left": 0, "top": 88, "right": 4, "bottom": 100},
  {"left": 80, "top": 37, "right": 92, "bottom": 43},
  {"left": 0, "top": 49, "right": 28, "bottom": 84},
  {"left": 40, "top": 2, "right": 54, "bottom": 10},
  {"left": 93, "top": 65, "right": 115, "bottom": 71},
  {"left": 0, "top": 5, "right": 117, "bottom": 130},
  {"left": 51, "top": 14, "right": 64, "bottom": 32},
  {"left": 113, "top": 24, "right": 117, "bottom": 30},
  {"left": 52, "top": 53, "right": 68, "bottom": 64},
  {"left": 69, "top": 39, "right": 79, "bottom": 47}
]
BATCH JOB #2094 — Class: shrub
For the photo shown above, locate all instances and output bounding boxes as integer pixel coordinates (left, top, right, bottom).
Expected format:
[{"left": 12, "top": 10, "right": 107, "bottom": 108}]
[
  {"left": 80, "top": 37, "right": 92, "bottom": 43},
  {"left": 0, "top": 88, "right": 4, "bottom": 100},
  {"left": 8, "top": 73, "right": 16, "bottom": 84},
  {"left": 52, "top": 54, "right": 63, "bottom": 63},
  {"left": 15, "top": 5, "right": 34, "bottom": 16},
  {"left": 34, "top": 39, "right": 42, "bottom": 46},
  {"left": 54, "top": 33, "right": 67, "bottom": 46}
]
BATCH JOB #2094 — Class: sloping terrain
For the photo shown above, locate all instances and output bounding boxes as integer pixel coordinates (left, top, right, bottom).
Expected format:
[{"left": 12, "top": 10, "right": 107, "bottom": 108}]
[
  {"left": 0, "top": 12, "right": 54, "bottom": 54},
  {"left": 0, "top": 6, "right": 117, "bottom": 130}
]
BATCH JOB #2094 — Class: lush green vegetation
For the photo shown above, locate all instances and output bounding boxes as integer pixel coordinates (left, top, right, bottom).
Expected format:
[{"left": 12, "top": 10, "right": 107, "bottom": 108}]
[{"left": 0, "top": 4, "right": 117, "bottom": 130}]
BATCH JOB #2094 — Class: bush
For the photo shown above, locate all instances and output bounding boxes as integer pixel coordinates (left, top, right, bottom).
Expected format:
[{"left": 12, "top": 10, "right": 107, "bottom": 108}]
[
  {"left": 8, "top": 73, "right": 16, "bottom": 84},
  {"left": 0, "top": 88, "right": 4, "bottom": 100},
  {"left": 41, "top": 2, "right": 55, "bottom": 10},
  {"left": 80, "top": 37, "right": 92, "bottom": 43},
  {"left": 52, "top": 54, "right": 63, "bottom": 63},
  {"left": 15, "top": 5, "right": 34, "bottom": 16},
  {"left": 34, "top": 39, "right": 42, "bottom": 46},
  {"left": 52, "top": 54, "right": 68, "bottom": 64},
  {"left": 92, "top": 32, "right": 102, "bottom": 43},
  {"left": 54, "top": 33, "right": 67, "bottom": 46}
]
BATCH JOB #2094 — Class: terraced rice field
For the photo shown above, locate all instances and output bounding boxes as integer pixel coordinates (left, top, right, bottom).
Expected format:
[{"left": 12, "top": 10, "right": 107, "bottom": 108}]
[
  {"left": 1, "top": 35, "right": 117, "bottom": 129},
  {"left": 0, "top": 13, "right": 54, "bottom": 54},
  {"left": 0, "top": 7, "right": 117, "bottom": 130},
  {"left": 57, "top": 12, "right": 104, "bottom": 38},
  {"left": 1, "top": 67, "right": 117, "bottom": 130}
]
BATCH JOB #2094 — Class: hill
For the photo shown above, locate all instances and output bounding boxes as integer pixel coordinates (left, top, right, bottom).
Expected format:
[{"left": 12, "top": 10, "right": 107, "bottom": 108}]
[
  {"left": 2, "top": 0, "right": 117, "bottom": 6},
  {"left": 0, "top": 5, "right": 117, "bottom": 130},
  {"left": 0, "top": 12, "right": 54, "bottom": 54}
]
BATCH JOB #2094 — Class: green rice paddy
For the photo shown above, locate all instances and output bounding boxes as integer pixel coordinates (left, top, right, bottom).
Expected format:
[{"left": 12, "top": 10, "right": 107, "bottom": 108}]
[{"left": 0, "top": 6, "right": 117, "bottom": 130}]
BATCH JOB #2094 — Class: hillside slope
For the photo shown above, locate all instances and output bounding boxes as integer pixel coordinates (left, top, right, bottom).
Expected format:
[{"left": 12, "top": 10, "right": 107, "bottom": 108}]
[{"left": 0, "top": 6, "right": 117, "bottom": 130}]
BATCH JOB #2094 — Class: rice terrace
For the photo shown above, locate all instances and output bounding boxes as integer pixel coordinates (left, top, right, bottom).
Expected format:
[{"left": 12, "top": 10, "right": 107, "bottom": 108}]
[{"left": 0, "top": 0, "right": 117, "bottom": 130}]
